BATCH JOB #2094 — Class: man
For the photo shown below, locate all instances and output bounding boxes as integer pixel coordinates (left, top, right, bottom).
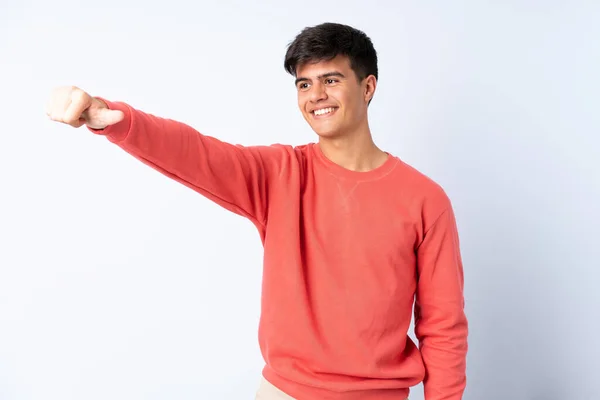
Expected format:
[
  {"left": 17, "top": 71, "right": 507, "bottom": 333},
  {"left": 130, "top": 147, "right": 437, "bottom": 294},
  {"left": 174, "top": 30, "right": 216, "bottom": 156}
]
[{"left": 46, "top": 22, "right": 468, "bottom": 400}]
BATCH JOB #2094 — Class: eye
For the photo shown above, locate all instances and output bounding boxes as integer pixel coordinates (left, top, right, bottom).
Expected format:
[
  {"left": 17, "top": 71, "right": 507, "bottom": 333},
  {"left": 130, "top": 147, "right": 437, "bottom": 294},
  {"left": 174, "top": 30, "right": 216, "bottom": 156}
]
[
  {"left": 325, "top": 78, "right": 338, "bottom": 85},
  {"left": 297, "top": 82, "right": 310, "bottom": 91}
]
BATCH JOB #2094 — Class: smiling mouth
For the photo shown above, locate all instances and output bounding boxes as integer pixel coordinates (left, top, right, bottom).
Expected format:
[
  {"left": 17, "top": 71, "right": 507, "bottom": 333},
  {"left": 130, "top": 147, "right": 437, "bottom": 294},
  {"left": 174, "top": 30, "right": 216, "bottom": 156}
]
[{"left": 312, "top": 107, "right": 338, "bottom": 117}]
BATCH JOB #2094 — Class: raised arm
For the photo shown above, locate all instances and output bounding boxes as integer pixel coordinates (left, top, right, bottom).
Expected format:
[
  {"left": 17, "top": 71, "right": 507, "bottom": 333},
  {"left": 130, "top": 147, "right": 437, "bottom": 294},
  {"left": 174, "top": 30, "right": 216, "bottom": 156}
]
[{"left": 46, "top": 86, "right": 288, "bottom": 230}]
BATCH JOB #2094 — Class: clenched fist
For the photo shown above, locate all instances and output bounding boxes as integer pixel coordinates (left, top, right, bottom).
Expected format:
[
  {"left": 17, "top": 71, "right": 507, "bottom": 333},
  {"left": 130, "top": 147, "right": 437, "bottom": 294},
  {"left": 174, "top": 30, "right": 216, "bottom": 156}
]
[{"left": 46, "top": 86, "right": 124, "bottom": 130}]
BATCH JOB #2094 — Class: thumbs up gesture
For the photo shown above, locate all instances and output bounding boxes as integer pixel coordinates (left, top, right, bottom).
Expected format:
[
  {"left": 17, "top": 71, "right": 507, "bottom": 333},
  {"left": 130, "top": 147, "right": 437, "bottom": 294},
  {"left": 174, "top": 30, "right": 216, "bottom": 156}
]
[{"left": 46, "top": 86, "right": 124, "bottom": 130}]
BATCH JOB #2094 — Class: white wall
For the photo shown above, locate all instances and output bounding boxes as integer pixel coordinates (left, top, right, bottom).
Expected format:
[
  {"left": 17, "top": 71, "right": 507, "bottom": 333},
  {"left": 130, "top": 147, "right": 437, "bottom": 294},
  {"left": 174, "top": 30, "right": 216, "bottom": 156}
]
[{"left": 1, "top": 1, "right": 598, "bottom": 399}]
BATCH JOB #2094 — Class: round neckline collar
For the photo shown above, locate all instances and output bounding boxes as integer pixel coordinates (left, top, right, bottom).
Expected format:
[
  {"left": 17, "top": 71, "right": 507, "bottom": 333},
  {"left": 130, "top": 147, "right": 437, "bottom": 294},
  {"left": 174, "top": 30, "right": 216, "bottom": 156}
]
[{"left": 311, "top": 142, "right": 398, "bottom": 181}]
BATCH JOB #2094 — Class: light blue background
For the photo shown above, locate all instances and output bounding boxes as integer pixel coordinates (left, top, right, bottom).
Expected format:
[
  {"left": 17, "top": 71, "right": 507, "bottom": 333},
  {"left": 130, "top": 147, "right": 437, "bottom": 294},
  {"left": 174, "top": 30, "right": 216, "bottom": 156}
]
[{"left": 1, "top": 1, "right": 598, "bottom": 399}]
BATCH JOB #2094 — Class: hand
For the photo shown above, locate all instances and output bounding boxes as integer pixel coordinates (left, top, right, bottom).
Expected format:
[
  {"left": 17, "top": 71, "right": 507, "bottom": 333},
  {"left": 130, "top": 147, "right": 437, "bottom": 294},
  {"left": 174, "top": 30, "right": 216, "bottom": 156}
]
[{"left": 46, "top": 86, "right": 124, "bottom": 130}]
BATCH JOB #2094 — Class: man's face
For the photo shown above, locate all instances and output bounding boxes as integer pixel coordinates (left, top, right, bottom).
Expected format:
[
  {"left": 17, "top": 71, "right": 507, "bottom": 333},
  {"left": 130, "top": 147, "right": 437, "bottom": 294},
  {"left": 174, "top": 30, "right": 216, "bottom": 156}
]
[{"left": 295, "top": 55, "right": 374, "bottom": 139}]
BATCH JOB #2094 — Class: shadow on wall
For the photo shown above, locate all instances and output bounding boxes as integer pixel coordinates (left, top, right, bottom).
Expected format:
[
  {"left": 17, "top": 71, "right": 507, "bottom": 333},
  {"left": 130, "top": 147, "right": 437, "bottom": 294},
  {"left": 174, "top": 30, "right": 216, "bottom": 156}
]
[{"left": 439, "top": 96, "right": 589, "bottom": 400}]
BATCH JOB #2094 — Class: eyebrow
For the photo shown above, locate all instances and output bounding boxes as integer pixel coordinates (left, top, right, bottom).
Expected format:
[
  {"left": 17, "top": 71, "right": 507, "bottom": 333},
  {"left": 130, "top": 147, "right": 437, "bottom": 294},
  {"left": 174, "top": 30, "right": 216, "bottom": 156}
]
[{"left": 294, "top": 71, "right": 346, "bottom": 86}]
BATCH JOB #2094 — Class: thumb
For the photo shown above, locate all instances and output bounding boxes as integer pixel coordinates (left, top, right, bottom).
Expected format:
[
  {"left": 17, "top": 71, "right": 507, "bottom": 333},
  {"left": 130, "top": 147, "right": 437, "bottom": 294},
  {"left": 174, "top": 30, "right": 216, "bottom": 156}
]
[
  {"left": 84, "top": 107, "right": 125, "bottom": 130},
  {"left": 98, "top": 108, "right": 125, "bottom": 126}
]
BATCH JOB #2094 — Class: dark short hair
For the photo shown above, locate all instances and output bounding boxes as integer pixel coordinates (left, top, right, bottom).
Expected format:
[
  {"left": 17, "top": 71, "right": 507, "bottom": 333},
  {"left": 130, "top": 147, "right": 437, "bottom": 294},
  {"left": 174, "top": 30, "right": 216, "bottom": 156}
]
[{"left": 284, "top": 22, "right": 378, "bottom": 82}]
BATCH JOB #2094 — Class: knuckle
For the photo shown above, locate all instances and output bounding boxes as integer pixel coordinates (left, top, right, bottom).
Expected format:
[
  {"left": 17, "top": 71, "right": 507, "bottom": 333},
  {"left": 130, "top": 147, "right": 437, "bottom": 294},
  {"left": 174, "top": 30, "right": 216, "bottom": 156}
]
[
  {"left": 64, "top": 115, "right": 78, "bottom": 125},
  {"left": 70, "top": 86, "right": 87, "bottom": 103}
]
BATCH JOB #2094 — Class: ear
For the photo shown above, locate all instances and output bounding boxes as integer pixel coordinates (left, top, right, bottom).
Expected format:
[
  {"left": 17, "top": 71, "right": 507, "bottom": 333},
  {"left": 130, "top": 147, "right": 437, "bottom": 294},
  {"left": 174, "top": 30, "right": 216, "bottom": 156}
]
[{"left": 364, "top": 75, "right": 377, "bottom": 103}]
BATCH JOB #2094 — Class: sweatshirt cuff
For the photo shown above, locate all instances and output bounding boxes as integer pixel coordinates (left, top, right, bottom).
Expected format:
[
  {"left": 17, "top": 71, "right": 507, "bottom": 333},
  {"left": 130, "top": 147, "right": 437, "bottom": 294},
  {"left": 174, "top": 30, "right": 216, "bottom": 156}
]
[{"left": 87, "top": 98, "right": 132, "bottom": 143}]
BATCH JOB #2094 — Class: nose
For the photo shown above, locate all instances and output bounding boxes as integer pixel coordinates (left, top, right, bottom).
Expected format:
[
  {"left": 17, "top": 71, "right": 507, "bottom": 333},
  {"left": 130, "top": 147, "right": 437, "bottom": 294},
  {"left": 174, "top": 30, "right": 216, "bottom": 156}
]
[{"left": 309, "top": 81, "right": 327, "bottom": 103}]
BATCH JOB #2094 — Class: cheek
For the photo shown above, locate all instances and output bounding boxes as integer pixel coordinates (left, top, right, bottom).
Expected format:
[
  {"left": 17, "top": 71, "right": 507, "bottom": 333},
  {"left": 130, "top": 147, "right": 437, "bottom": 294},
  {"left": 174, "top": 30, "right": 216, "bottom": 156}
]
[
  {"left": 297, "top": 95, "right": 307, "bottom": 113},
  {"left": 331, "top": 89, "right": 353, "bottom": 109},
  {"left": 346, "top": 93, "right": 364, "bottom": 113}
]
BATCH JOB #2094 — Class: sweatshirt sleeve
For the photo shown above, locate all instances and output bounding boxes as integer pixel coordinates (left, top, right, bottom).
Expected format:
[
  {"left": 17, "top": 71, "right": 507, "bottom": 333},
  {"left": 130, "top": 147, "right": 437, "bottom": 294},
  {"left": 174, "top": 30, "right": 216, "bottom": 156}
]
[
  {"left": 414, "top": 204, "right": 469, "bottom": 400},
  {"left": 88, "top": 99, "right": 287, "bottom": 229}
]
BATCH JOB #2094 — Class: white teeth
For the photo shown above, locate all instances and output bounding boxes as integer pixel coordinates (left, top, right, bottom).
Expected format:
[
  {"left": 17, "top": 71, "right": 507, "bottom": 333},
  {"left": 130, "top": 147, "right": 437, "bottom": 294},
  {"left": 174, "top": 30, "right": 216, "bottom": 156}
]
[{"left": 314, "top": 107, "right": 335, "bottom": 116}]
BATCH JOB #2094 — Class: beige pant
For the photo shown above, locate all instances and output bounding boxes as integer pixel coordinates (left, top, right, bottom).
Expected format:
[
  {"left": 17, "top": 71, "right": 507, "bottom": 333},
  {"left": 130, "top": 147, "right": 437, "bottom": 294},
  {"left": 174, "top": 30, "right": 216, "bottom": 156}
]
[
  {"left": 255, "top": 377, "right": 408, "bottom": 400},
  {"left": 255, "top": 377, "right": 295, "bottom": 399}
]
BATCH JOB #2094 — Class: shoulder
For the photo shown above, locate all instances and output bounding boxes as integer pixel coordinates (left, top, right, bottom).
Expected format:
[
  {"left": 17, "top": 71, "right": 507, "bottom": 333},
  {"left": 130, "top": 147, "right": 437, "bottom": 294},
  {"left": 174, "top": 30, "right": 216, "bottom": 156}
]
[
  {"left": 242, "top": 143, "right": 311, "bottom": 182},
  {"left": 269, "top": 142, "right": 313, "bottom": 169},
  {"left": 394, "top": 157, "right": 450, "bottom": 200},
  {"left": 242, "top": 142, "right": 303, "bottom": 164},
  {"left": 389, "top": 155, "right": 454, "bottom": 227}
]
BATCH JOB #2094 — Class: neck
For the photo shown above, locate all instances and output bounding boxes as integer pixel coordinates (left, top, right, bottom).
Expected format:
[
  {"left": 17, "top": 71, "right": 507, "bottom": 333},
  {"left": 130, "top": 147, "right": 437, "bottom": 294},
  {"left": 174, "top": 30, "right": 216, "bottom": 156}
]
[{"left": 318, "top": 125, "right": 388, "bottom": 172}]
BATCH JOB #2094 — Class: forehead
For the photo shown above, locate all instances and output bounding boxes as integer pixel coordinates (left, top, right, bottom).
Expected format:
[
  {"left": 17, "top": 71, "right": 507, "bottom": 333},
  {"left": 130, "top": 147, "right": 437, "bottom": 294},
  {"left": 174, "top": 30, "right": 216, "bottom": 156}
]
[{"left": 296, "top": 55, "right": 352, "bottom": 78}]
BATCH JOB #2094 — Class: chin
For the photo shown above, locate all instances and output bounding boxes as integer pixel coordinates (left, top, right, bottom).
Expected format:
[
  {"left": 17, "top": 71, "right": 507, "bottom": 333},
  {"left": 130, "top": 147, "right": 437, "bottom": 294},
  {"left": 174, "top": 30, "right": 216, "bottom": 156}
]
[
  {"left": 313, "top": 130, "right": 340, "bottom": 140},
  {"left": 310, "top": 125, "right": 341, "bottom": 139}
]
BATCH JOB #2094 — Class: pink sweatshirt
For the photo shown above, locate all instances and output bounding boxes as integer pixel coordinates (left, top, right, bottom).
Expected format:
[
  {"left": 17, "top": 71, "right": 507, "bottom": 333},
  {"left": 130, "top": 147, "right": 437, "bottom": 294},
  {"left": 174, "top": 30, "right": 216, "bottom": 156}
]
[{"left": 89, "top": 99, "right": 468, "bottom": 400}]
